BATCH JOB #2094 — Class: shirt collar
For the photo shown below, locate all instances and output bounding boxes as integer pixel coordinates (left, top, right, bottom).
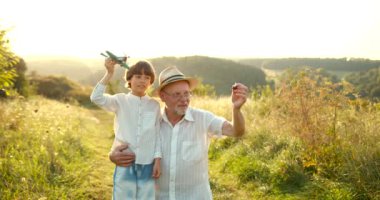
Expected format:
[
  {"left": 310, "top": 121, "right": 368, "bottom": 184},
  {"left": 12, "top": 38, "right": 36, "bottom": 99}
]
[
  {"left": 184, "top": 108, "right": 194, "bottom": 122},
  {"left": 127, "top": 92, "right": 150, "bottom": 101}
]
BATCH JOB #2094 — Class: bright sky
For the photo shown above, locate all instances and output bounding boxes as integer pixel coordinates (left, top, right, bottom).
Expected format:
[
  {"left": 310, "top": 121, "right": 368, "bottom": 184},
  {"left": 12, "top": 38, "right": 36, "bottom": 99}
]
[{"left": 1, "top": 0, "right": 380, "bottom": 59}]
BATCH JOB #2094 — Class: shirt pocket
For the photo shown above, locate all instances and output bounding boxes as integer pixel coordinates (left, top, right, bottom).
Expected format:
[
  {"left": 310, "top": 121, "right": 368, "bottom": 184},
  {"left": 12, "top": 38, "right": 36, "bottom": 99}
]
[
  {"left": 142, "top": 112, "right": 156, "bottom": 132},
  {"left": 182, "top": 141, "right": 203, "bottom": 162}
]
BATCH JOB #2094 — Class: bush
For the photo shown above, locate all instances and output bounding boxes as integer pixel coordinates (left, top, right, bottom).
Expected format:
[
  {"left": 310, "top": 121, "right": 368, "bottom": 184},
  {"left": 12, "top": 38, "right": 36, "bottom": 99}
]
[
  {"left": 192, "top": 81, "right": 216, "bottom": 97},
  {"left": 209, "top": 68, "right": 379, "bottom": 199},
  {"left": 266, "top": 68, "right": 380, "bottom": 198},
  {"left": 29, "top": 75, "right": 92, "bottom": 106}
]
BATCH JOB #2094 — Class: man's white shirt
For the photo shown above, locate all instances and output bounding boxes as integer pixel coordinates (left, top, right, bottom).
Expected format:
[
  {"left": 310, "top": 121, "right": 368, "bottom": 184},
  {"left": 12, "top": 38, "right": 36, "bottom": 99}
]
[{"left": 156, "top": 107, "right": 226, "bottom": 200}]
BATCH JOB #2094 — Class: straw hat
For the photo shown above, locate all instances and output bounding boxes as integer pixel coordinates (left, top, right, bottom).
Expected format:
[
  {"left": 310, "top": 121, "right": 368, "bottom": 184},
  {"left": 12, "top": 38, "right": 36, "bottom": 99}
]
[{"left": 153, "top": 66, "right": 198, "bottom": 95}]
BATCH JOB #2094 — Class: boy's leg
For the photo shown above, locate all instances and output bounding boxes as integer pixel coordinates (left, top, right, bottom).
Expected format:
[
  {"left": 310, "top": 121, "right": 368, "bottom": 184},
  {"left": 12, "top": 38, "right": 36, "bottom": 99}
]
[
  {"left": 136, "top": 163, "right": 155, "bottom": 200},
  {"left": 113, "top": 165, "right": 137, "bottom": 199}
]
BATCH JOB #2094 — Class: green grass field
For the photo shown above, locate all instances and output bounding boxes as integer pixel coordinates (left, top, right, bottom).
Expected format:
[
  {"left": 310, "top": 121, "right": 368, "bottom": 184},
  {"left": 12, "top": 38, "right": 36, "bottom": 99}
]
[
  {"left": 0, "top": 96, "right": 115, "bottom": 199},
  {"left": 1, "top": 90, "right": 379, "bottom": 199}
]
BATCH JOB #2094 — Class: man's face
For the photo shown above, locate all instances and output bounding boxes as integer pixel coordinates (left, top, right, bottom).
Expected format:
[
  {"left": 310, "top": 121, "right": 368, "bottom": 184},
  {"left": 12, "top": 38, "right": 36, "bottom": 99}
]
[{"left": 160, "top": 81, "right": 191, "bottom": 116}]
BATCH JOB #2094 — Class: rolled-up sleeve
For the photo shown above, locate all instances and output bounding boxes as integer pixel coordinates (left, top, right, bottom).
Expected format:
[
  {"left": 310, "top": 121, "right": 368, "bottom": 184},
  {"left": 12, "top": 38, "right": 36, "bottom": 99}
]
[
  {"left": 154, "top": 106, "right": 162, "bottom": 158},
  {"left": 154, "top": 129, "right": 162, "bottom": 158},
  {"left": 203, "top": 111, "right": 226, "bottom": 137}
]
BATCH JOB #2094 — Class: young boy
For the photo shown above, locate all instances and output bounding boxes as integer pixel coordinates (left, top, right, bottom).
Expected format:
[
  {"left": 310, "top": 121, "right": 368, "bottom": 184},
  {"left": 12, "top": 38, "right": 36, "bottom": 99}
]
[{"left": 90, "top": 58, "right": 161, "bottom": 200}]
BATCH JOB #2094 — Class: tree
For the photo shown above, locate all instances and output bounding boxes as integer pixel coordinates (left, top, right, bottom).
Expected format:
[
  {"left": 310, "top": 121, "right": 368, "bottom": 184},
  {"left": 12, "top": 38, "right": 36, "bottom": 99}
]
[
  {"left": 0, "top": 29, "right": 19, "bottom": 94},
  {"left": 13, "top": 58, "right": 29, "bottom": 97},
  {"left": 192, "top": 77, "right": 216, "bottom": 97}
]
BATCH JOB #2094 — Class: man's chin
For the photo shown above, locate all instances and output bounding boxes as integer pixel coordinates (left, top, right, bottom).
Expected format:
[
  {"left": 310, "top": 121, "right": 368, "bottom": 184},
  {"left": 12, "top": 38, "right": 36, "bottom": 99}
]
[{"left": 175, "top": 107, "right": 187, "bottom": 116}]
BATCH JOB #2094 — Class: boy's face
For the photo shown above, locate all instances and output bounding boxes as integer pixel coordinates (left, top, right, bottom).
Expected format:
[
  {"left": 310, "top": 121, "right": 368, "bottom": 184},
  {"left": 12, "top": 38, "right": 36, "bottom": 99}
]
[{"left": 129, "top": 73, "right": 152, "bottom": 97}]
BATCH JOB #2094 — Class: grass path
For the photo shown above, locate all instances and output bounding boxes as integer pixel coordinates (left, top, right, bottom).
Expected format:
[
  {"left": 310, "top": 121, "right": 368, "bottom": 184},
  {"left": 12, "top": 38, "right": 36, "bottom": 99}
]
[{"left": 80, "top": 109, "right": 116, "bottom": 199}]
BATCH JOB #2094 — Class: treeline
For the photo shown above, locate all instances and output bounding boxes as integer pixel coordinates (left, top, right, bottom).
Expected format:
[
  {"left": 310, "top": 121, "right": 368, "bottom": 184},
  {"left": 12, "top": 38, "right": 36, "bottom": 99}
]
[{"left": 239, "top": 57, "right": 380, "bottom": 71}]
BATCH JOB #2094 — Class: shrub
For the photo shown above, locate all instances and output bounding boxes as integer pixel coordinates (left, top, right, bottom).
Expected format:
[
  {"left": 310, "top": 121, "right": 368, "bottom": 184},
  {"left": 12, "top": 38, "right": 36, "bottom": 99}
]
[{"left": 29, "top": 75, "right": 92, "bottom": 106}]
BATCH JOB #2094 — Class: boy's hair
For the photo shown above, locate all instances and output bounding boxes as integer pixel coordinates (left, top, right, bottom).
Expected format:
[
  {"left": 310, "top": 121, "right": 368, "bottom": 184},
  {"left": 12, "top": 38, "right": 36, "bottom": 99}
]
[{"left": 125, "top": 60, "right": 156, "bottom": 88}]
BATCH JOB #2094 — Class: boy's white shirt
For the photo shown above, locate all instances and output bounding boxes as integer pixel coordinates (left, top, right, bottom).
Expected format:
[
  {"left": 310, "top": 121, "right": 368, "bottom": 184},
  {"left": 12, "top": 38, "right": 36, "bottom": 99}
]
[{"left": 90, "top": 83, "right": 162, "bottom": 164}]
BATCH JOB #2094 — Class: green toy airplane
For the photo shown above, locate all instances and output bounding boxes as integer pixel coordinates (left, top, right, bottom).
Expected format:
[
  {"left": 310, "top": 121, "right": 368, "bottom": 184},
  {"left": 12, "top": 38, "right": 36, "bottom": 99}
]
[{"left": 101, "top": 51, "right": 130, "bottom": 69}]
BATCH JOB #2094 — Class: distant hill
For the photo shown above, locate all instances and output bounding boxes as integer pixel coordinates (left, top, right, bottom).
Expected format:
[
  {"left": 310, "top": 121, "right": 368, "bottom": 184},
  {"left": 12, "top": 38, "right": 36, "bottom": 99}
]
[
  {"left": 25, "top": 56, "right": 103, "bottom": 84},
  {"left": 148, "top": 56, "right": 267, "bottom": 95},
  {"left": 22, "top": 56, "right": 380, "bottom": 96},
  {"left": 238, "top": 58, "right": 380, "bottom": 71},
  {"left": 24, "top": 56, "right": 267, "bottom": 95},
  {"left": 237, "top": 57, "right": 380, "bottom": 80}
]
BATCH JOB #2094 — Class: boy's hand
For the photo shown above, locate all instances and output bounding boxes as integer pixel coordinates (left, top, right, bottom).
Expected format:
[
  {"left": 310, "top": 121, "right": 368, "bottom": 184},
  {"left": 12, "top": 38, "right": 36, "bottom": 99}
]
[
  {"left": 105, "top": 58, "right": 117, "bottom": 74},
  {"left": 152, "top": 158, "right": 161, "bottom": 179}
]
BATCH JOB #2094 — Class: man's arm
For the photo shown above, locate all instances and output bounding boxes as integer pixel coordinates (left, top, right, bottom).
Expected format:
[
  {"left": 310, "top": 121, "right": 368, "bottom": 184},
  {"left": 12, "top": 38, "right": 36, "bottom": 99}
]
[
  {"left": 222, "top": 83, "right": 248, "bottom": 137},
  {"left": 109, "top": 144, "right": 136, "bottom": 167}
]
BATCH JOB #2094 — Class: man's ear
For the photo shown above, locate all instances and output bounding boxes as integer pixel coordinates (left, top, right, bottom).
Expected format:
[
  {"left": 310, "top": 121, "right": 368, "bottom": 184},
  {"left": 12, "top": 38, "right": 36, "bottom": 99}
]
[{"left": 159, "top": 91, "right": 165, "bottom": 101}]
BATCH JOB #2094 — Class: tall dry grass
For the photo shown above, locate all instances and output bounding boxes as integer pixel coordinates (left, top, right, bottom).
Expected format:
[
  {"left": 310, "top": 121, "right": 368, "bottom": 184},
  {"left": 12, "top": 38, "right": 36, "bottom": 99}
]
[
  {"left": 0, "top": 96, "right": 114, "bottom": 199},
  {"left": 197, "top": 69, "right": 379, "bottom": 199}
]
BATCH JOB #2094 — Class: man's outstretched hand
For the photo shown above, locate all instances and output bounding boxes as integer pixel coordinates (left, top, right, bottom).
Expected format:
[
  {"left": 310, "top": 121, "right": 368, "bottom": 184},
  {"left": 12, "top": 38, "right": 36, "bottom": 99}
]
[{"left": 231, "top": 83, "right": 248, "bottom": 109}]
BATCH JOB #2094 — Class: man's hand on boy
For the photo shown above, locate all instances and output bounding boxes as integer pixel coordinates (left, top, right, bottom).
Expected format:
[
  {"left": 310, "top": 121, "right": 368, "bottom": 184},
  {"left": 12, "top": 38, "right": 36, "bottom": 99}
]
[{"left": 109, "top": 144, "right": 136, "bottom": 167}]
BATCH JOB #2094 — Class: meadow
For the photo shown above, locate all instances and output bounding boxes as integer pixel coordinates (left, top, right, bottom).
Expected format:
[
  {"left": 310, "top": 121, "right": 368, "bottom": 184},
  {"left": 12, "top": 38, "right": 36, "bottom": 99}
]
[
  {"left": 0, "top": 96, "right": 115, "bottom": 199},
  {"left": 1, "top": 70, "right": 380, "bottom": 199}
]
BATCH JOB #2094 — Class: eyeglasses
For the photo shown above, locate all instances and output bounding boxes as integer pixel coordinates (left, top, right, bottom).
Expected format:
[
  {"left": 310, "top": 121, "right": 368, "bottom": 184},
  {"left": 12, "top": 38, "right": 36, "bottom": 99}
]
[{"left": 163, "top": 91, "right": 192, "bottom": 100}]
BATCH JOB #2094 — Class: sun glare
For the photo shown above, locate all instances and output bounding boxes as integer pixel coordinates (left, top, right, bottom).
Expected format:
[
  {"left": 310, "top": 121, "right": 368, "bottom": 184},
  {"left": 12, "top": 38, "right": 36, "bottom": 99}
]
[{"left": 1, "top": 0, "right": 380, "bottom": 59}]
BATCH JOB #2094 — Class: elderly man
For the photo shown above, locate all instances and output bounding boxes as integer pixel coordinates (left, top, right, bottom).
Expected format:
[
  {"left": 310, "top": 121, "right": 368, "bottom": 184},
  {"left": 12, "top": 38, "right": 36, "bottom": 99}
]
[{"left": 110, "top": 66, "right": 248, "bottom": 199}]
